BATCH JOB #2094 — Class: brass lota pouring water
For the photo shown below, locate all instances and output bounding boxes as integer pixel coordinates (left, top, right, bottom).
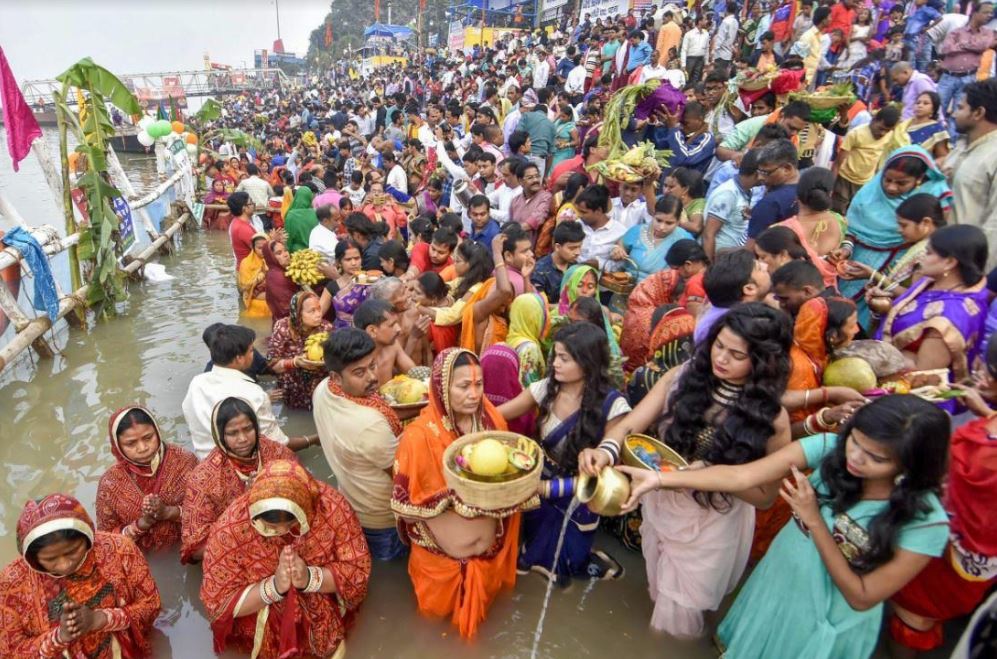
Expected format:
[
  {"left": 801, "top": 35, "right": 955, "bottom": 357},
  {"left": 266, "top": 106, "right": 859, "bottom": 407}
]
[{"left": 576, "top": 466, "right": 631, "bottom": 517}]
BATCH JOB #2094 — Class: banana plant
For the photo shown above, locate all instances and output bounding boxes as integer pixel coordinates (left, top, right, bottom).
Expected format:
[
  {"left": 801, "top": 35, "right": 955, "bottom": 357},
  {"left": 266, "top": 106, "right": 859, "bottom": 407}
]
[{"left": 53, "top": 58, "right": 142, "bottom": 316}]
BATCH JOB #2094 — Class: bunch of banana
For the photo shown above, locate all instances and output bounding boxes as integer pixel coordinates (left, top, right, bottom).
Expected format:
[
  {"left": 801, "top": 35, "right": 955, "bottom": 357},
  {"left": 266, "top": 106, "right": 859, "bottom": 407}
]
[
  {"left": 304, "top": 331, "right": 329, "bottom": 362},
  {"left": 287, "top": 249, "right": 324, "bottom": 286},
  {"left": 590, "top": 160, "right": 644, "bottom": 183}
]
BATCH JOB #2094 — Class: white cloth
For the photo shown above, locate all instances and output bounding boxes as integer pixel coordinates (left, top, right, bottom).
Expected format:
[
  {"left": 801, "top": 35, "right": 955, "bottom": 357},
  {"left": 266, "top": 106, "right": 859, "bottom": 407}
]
[
  {"left": 235, "top": 175, "right": 274, "bottom": 208},
  {"left": 680, "top": 28, "right": 710, "bottom": 67},
  {"left": 611, "top": 197, "right": 652, "bottom": 229},
  {"left": 488, "top": 183, "right": 521, "bottom": 225},
  {"left": 565, "top": 65, "right": 588, "bottom": 95},
  {"left": 640, "top": 490, "right": 754, "bottom": 638},
  {"left": 309, "top": 223, "right": 339, "bottom": 260},
  {"left": 533, "top": 60, "right": 551, "bottom": 90},
  {"left": 927, "top": 13, "right": 969, "bottom": 47},
  {"left": 182, "top": 366, "right": 289, "bottom": 459},
  {"left": 639, "top": 65, "right": 671, "bottom": 83},
  {"left": 714, "top": 15, "right": 739, "bottom": 61},
  {"left": 386, "top": 164, "right": 408, "bottom": 195},
  {"left": 580, "top": 218, "right": 628, "bottom": 269}
]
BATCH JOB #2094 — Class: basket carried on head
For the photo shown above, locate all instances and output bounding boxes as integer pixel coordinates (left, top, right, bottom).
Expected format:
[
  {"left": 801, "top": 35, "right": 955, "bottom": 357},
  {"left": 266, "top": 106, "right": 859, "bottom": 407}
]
[
  {"left": 599, "top": 258, "right": 637, "bottom": 296},
  {"left": 442, "top": 430, "right": 543, "bottom": 513}
]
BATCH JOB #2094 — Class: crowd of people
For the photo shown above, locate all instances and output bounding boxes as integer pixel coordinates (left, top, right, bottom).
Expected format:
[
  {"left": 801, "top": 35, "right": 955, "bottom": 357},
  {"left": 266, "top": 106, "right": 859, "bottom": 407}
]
[{"left": 3, "top": 1, "right": 997, "bottom": 657}]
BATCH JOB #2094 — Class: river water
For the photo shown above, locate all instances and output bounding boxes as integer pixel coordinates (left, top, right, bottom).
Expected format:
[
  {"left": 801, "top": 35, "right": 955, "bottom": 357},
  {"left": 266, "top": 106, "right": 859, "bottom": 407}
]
[{"left": 0, "top": 143, "right": 954, "bottom": 657}]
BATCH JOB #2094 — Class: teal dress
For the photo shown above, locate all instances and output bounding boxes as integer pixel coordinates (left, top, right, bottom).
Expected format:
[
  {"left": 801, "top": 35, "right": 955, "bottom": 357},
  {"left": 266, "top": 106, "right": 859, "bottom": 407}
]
[
  {"left": 621, "top": 224, "right": 695, "bottom": 283},
  {"left": 551, "top": 119, "right": 577, "bottom": 168},
  {"left": 717, "top": 433, "right": 949, "bottom": 659}
]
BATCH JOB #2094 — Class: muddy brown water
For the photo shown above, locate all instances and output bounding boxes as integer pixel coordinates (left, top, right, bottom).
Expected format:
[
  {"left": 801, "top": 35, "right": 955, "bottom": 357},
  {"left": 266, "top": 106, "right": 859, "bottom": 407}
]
[{"left": 0, "top": 148, "right": 959, "bottom": 657}]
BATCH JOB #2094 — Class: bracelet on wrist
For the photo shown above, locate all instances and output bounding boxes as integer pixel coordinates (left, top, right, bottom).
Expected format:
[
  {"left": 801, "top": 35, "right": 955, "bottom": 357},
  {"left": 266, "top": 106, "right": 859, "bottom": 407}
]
[{"left": 303, "top": 566, "right": 324, "bottom": 593}]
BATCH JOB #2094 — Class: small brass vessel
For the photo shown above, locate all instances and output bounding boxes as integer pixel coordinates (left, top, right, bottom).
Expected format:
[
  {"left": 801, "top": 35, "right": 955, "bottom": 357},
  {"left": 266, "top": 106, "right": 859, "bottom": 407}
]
[
  {"left": 576, "top": 466, "right": 631, "bottom": 517},
  {"left": 868, "top": 295, "right": 893, "bottom": 315}
]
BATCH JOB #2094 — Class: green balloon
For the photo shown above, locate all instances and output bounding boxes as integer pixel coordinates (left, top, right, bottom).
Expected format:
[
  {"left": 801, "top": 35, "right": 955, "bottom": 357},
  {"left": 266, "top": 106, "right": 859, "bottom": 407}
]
[{"left": 151, "top": 120, "right": 172, "bottom": 138}]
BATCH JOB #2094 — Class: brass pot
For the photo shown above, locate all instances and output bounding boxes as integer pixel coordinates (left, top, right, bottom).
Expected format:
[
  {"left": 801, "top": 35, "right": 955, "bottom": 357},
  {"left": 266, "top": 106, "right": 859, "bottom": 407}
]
[
  {"left": 868, "top": 294, "right": 893, "bottom": 315},
  {"left": 576, "top": 467, "right": 631, "bottom": 517}
]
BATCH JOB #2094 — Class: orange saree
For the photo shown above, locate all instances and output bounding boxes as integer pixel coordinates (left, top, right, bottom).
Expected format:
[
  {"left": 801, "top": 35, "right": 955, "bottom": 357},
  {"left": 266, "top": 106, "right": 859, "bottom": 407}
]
[
  {"left": 620, "top": 269, "right": 683, "bottom": 373},
  {"left": 391, "top": 348, "right": 525, "bottom": 639},
  {"left": 0, "top": 494, "right": 160, "bottom": 658},
  {"left": 201, "top": 461, "right": 370, "bottom": 659},
  {"left": 181, "top": 437, "right": 295, "bottom": 564},
  {"left": 459, "top": 278, "right": 509, "bottom": 354}
]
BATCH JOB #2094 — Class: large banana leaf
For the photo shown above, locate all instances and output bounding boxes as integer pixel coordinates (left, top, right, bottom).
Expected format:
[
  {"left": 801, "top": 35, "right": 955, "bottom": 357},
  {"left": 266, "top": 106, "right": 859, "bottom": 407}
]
[
  {"left": 56, "top": 57, "right": 141, "bottom": 116},
  {"left": 194, "top": 98, "right": 222, "bottom": 122}
]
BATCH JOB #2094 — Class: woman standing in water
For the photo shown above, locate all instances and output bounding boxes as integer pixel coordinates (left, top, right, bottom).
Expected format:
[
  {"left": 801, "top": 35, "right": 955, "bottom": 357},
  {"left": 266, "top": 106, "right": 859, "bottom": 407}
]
[
  {"left": 201, "top": 460, "right": 370, "bottom": 659},
  {"left": 96, "top": 405, "right": 198, "bottom": 553},
  {"left": 391, "top": 348, "right": 527, "bottom": 639},
  {"left": 268, "top": 290, "right": 334, "bottom": 410},
  {"left": 499, "top": 322, "right": 631, "bottom": 584},
  {"left": 619, "top": 395, "right": 950, "bottom": 658},
  {"left": 580, "top": 303, "right": 792, "bottom": 638},
  {"left": 181, "top": 398, "right": 296, "bottom": 563},
  {"left": 0, "top": 494, "right": 161, "bottom": 657}
]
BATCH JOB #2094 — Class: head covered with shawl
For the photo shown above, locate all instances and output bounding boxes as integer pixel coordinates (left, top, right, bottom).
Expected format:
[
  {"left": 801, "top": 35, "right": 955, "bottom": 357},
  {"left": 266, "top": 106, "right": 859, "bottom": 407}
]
[
  {"left": 846, "top": 145, "right": 952, "bottom": 247},
  {"left": 506, "top": 292, "right": 550, "bottom": 352},
  {"left": 247, "top": 460, "right": 317, "bottom": 538},
  {"left": 285, "top": 186, "right": 316, "bottom": 224},
  {"left": 211, "top": 397, "right": 264, "bottom": 479},
  {"left": 264, "top": 239, "right": 296, "bottom": 321},
  {"left": 16, "top": 494, "right": 95, "bottom": 573},
  {"left": 108, "top": 405, "right": 165, "bottom": 479},
  {"left": 430, "top": 347, "right": 502, "bottom": 434},
  {"left": 237, "top": 233, "right": 269, "bottom": 310},
  {"left": 288, "top": 289, "right": 319, "bottom": 338},
  {"left": 480, "top": 345, "right": 535, "bottom": 437},
  {"left": 558, "top": 264, "right": 621, "bottom": 359}
]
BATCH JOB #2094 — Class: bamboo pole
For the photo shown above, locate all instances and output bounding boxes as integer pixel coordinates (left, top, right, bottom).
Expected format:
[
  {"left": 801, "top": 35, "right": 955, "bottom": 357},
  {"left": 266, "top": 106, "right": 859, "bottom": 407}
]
[
  {"left": 0, "top": 230, "right": 79, "bottom": 271},
  {"left": 53, "top": 87, "right": 83, "bottom": 294},
  {"left": 0, "top": 276, "right": 54, "bottom": 358},
  {"left": 128, "top": 168, "right": 185, "bottom": 210},
  {"left": 30, "top": 141, "right": 66, "bottom": 214},
  {"left": 121, "top": 212, "right": 190, "bottom": 274},
  {"left": 0, "top": 285, "right": 87, "bottom": 373}
]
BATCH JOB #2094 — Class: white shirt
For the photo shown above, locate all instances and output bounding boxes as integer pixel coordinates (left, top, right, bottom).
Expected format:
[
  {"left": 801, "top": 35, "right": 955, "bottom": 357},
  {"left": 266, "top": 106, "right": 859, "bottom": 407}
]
[
  {"left": 611, "top": 197, "right": 652, "bottom": 229},
  {"left": 927, "top": 13, "right": 969, "bottom": 46},
  {"left": 681, "top": 28, "right": 710, "bottom": 67},
  {"left": 580, "top": 218, "right": 627, "bottom": 269},
  {"left": 714, "top": 15, "right": 739, "bottom": 61},
  {"left": 639, "top": 64, "right": 670, "bottom": 83},
  {"left": 417, "top": 123, "right": 438, "bottom": 152},
  {"left": 565, "top": 65, "right": 588, "bottom": 94},
  {"left": 386, "top": 163, "right": 408, "bottom": 194},
  {"left": 181, "top": 365, "right": 289, "bottom": 459},
  {"left": 309, "top": 222, "right": 339, "bottom": 260},
  {"left": 533, "top": 60, "right": 551, "bottom": 90},
  {"left": 489, "top": 183, "right": 521, "bottom": 225},
  {"left": 662, "top": 69, "right": 687, "bottom": 90},
  {"left": 235, "top": 175, "right": 274, "bottom": 209}
]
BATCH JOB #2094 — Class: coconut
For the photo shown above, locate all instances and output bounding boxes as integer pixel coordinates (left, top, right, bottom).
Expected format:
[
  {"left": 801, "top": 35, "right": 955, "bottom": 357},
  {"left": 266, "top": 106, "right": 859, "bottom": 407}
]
[{"left": 823, "top": 357, "right": 877, "bottom": 393}]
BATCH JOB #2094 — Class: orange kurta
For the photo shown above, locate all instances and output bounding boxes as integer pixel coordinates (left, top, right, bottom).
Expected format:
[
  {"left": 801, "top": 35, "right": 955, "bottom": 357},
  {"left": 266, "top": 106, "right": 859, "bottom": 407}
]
[
  {"left": 96, "top": 443, "right": 198, "bottom": 553},
  {"left": 181, "top": 437, "right": 295, "bottom": 563}
]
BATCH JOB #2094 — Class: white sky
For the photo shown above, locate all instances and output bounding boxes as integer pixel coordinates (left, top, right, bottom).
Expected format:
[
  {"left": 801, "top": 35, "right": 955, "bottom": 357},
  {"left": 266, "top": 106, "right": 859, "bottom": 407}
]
[{"left": 0, "top": 0, "right": 331, "bottom": 82}]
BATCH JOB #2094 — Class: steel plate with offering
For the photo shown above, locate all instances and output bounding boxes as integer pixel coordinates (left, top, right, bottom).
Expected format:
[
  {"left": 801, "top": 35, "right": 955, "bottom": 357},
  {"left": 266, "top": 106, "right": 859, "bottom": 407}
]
[
  {"left": 353, "top": 270, "right": 382, "bottom": 286},
  {"left": 622, "top": 434, "right": 688, "bottom": 472},
  {"left": 379, "top": 374, "right": 429, "bottom": 409},
  {"left": 443, "top": 431, "right": 543, "bottom": 511}
]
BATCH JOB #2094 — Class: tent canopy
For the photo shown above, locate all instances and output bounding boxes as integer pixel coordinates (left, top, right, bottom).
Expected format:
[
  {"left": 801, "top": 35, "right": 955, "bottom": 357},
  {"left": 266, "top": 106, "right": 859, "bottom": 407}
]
[{"left": 363, "top": 23, "right": 415, "bottom": 39}]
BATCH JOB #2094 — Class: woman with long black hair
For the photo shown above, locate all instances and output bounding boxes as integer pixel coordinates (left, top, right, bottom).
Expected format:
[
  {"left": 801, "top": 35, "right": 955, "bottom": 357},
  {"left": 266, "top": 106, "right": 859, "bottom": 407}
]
[
  {"left": 580, "top": 302, "right": 793, "bottom": 638},
  {"left": 618, "top": 394, "right": 950, "bottom": 658},
  {"left": 499, "top": 322, "right": 631, "bottom": 584}
]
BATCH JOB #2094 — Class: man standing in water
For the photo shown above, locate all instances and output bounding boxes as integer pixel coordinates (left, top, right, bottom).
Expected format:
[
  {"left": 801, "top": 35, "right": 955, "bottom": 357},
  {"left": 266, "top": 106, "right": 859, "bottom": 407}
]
[
  {"left": 313, "top": 328, "right": 405, "bottom": 561},
  {"left": 227, "top": 192, "right": 256, "bottom": 269}
]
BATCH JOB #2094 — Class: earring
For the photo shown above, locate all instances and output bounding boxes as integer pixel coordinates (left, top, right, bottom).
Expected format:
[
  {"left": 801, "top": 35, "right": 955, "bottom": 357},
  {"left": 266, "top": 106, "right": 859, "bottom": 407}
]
[{"left": 894, "top": 474, "right": 906, "bottom": 486}]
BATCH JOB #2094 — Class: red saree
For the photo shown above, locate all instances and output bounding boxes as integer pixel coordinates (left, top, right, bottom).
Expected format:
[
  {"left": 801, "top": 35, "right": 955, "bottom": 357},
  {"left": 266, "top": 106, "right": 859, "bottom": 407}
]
[
  {"left": 96, "top": 406, "right": 197, "bottom": 553},
  {"left": 0, "top": 494, "right": 160, "bottom": 658},
  {"left": 201, "top": 461, "right": 370, "bottom": 659},
  {"left": 181, "top": 437, "right": 295, "bottom": 564},
  {"left": 391, "top": 348, "right": 527, "bottom": 639},
  {"left": 620, "top": 269, "right": 683, "bottom": 373}
]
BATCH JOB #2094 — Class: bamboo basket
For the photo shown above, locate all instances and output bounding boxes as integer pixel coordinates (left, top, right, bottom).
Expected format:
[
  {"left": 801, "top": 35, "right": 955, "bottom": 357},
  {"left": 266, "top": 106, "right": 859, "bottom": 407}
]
[
  {"left": 621, "top": 433, "right": 689, "bottom": 471},
  {"left": 442, "top": 430, "right": 543, "bottom": 511},
  {"left": 599, "top": 258, "right": 637, "bottom": 295}
]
